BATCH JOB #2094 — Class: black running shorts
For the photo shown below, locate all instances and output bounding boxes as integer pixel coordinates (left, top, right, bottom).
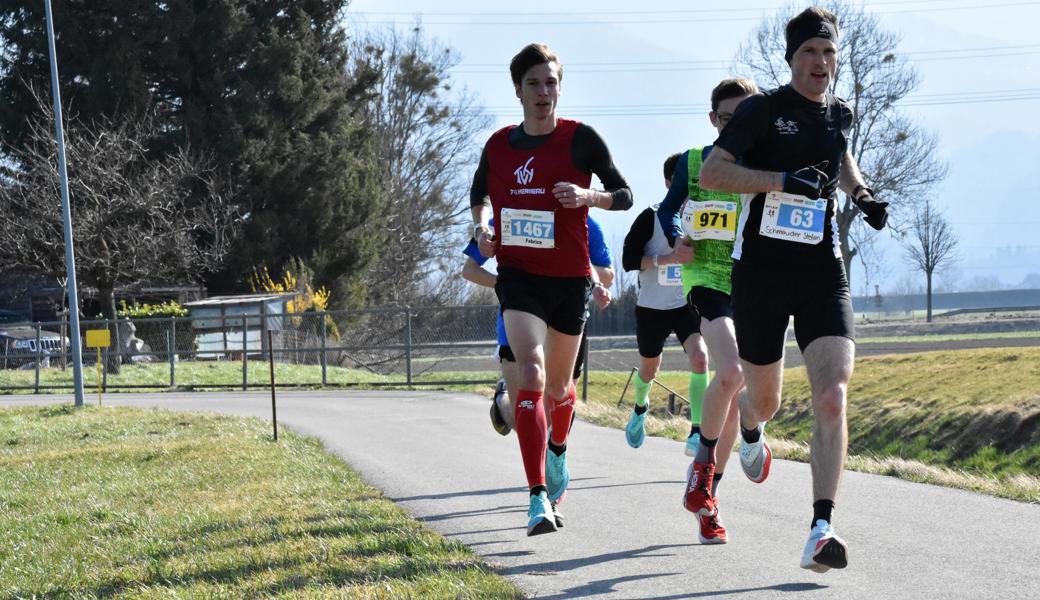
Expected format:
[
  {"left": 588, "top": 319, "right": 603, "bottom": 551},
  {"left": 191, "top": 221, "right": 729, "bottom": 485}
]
[
  {"left": 687, "top": 286, "right": 733, "bottom": 322},
  {"left": 500, "top": 325, "right": 588, "bottom": 381},
  {"left": 731, "top": 259, "right": 855, "bottom": 365},
  {"left": 634, "top": 305, "right": 700, "bottom": 358},
  {"left": 495, "top": 267, "right": 592, "bottom": 337}
]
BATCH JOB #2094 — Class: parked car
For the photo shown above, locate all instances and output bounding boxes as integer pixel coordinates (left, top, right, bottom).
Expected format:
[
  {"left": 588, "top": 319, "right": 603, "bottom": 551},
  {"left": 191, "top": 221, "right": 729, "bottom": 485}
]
[{"left": 0, "top": 325, "right": 68, "bottom": 368}]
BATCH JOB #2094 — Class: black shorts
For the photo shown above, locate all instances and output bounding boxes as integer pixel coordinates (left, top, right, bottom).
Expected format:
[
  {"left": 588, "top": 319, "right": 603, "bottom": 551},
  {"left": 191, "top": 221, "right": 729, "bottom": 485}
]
[
  {"left": 500, "top": 329, "right": 588, "bottom": 380},
  {"left": 687, "top": 286, "right": 733, "bottom": 322},
  {"left": 731, "top": 259, "right": 855, "bottom": 366},
  {"left": 495, "top": 267, "right": 592, "bottom": 336},
  {"left": 634, "top": 305, "right": 700, "bottom": 358}
]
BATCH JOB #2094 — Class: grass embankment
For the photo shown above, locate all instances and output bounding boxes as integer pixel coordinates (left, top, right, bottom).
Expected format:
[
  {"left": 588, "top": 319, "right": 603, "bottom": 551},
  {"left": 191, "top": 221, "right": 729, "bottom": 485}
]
[
  {"left": 578, "top": 347, "right": 1040, "bottom": 503},
  {"left": 0, "top": 406, "right": 522, "bottom": 599}
]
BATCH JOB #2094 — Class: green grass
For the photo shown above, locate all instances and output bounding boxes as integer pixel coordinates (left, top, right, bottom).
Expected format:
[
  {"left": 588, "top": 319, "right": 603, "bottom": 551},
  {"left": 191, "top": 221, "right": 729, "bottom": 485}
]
[
  {"left": 0, "top": 406, "right": 522, "bottom": 599},
  {"left": 575, "top": 347, "right": 1040, "bottom": 503}
]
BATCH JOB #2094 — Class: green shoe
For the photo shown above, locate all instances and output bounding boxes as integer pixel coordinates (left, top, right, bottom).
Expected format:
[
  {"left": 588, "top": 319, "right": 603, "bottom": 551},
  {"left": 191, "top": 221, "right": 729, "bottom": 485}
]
[
  {"left": 684, "top": 431, "right": 701, "bottom": 457},
  {"left": 526, "top": 491, "right": 557, "bottom": 536},
  {"left": 625, "top": 408, "right": 646, "bottom": 448}
]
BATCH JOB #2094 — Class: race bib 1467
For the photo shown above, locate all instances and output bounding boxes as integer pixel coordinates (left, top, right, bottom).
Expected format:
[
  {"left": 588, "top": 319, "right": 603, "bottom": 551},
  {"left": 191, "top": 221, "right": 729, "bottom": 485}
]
[
  {"left": 759, "top": 192, "right": 826, "bottom": 245},
  {"left": 500, "top": 208, "right": 555, "bottom": 249}
]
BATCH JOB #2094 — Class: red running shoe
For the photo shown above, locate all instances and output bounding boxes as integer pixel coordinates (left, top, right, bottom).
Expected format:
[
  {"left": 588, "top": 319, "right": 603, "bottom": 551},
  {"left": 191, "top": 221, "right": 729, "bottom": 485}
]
[
  {"left": 683, "top": 460, "right": 717, "bottom": 516},
  {"left": 698, "top": 505, "right": 728, "bottom": 545}
]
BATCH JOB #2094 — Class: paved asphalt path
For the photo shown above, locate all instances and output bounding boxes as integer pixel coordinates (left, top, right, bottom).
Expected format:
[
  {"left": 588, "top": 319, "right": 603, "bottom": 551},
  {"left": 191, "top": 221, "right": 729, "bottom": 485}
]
[{"left": 3, "top": 391, "right": 1038, "bottom": 599}]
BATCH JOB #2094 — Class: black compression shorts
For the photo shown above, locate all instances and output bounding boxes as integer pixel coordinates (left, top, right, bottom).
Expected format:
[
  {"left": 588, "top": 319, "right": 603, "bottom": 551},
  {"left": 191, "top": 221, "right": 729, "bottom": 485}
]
[
  {"left": 687, "top": 286, "right": 733, "bottom": 322},
  {"left": 731, "top": 260, "right": 854, "bottom": 365},
  {"left": 495, "top": 267, "right": 592, "bottom": 336},
  {"left": 634, "top": 305, "right": 700, "bottom": 358}
]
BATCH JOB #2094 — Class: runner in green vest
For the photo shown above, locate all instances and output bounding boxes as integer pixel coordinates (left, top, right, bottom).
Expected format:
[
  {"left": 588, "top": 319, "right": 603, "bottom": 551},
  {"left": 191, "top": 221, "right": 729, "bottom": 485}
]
[{"left": 657, "top": 77, "right": 759, "bottom": 545}]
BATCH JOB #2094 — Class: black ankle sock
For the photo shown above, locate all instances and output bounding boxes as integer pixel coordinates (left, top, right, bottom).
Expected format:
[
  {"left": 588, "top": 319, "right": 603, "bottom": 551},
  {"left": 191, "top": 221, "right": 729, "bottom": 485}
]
[
  {"left": 700, "top": 436, "right": 719, "bottom": 448},
  {"left": 634, "top": 403, "right": 648, "bottom": 415},
  {"left": 690, "top": 424, "right": 701, "bottom": 437},
  {"left": 740, "top": 424, "right": 761, "bottom": 443},
  {"left": 711, "top": 472, "right": 723, "bottom": 495},
  {"left": 530, "top": 485, "right": 548, "bottom": 497},
  {"left": 548, "top": 441, "right": 566, "bottom": 456},
  {"left": 812, "top": 499, "right": 835, "bottom": 528}
]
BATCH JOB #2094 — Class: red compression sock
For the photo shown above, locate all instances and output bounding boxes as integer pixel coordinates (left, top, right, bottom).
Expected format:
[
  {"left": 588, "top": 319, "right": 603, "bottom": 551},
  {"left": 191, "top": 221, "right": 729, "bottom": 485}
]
[
  {"left": 514, "top": 389, "right": 547, "bottom": 488},
  {"left": 549, "top": 384, "right": 576, "bottom": 446}
]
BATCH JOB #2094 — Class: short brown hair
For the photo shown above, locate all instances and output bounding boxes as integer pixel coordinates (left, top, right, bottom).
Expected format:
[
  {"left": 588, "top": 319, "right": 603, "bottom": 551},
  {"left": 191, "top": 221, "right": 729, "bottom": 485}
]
[
  {"left": 710, "top": 78, "right": 759, "bottom": 112},
  {"left": 510, "top": 43, "right": 562, "bottom": 87},
  {"left": 663, "top": 152, "right": 682, "bottom": 183}
]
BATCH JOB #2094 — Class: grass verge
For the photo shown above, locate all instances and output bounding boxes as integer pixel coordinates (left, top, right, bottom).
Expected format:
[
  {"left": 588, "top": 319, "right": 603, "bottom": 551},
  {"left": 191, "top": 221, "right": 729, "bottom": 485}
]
[
  {"left": 0, "top": 405, "right": 522, "bottom": 599},
  {"left": 577, "top": 347, "right": 1040, "bottom": 503}
]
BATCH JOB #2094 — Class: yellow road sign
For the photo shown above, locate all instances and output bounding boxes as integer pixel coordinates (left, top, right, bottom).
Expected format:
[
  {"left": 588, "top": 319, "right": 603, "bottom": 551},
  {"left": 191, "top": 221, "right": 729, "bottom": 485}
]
[{"left": 85, "top": 329, "right": 111, "bottom": 348}]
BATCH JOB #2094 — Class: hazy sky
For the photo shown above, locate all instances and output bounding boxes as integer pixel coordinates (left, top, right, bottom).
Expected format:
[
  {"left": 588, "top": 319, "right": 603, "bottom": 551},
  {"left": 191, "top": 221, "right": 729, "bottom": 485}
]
[{"left": 347, "top": 0, "right": 1040, "bottom": 295}]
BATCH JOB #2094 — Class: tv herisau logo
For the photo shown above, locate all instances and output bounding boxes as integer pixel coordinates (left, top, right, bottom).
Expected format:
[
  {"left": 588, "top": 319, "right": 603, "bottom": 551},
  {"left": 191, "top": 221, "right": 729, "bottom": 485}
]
[{"left": 514, "top": 157, "right": 535, "bottom": 185}]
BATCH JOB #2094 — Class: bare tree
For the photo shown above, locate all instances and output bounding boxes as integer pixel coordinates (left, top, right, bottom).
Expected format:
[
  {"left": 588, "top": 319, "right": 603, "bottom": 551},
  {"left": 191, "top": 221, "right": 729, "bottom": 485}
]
[
  {"left": 347, "top": 25, "right": 493, "bottom": 306},
  {"left": 903, "top": 197, "right": 958, "bottom": 322},
  {"left": 734, "top": 1, "right": 948, "bottom": 283},
  {"left": 0, "top": 99, "right": 238, "bottom": 370}
]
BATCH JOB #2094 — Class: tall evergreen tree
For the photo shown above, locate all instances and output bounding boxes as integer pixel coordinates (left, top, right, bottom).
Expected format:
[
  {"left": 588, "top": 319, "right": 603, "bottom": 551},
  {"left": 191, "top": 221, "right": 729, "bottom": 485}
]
[{"left": 0, "top": 1, "right": 380, "bottom": 308}]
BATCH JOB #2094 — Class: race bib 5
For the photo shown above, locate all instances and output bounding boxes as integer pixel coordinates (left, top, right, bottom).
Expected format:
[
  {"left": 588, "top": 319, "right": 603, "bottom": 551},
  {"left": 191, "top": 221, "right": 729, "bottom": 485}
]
[
  {"left": 500, "top": 208, "right": 555, "bottom": 249},
  {"left": 759, "top": 192, "right": 826, "bottom": 245},
  {"left": 657, "top": 264, "right": 683, "bottom": 286}
]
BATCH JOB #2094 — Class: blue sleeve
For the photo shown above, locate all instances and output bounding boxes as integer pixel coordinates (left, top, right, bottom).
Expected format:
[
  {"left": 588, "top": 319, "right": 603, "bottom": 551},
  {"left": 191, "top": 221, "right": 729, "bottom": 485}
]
[
  {"left": 463, "top": 239, "right": 488, "bottom": 266},
  {"left": 586, "top": 215, "right": 612, "bottom": 267},
  {"left": 658, "top": 150, "right": 690, "bottom": 244},
  {"left": 462, "top": 217, "right": 494, "bottom": 266}
]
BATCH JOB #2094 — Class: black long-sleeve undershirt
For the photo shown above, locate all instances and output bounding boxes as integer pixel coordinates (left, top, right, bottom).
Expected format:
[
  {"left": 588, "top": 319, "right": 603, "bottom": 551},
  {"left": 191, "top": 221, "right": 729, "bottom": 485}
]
[
  {"left": 469, "top": 122, "right": 633, "bottom": 211},
  {"left": 622, "top": 207, "right": 655, "bottom": 272}
]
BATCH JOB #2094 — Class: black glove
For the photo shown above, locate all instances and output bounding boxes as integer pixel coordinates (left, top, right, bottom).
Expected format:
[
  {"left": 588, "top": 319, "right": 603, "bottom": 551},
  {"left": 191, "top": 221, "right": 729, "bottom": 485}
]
[
  {"left": 782, "top": 161, "right": 829, "bottom": 199},
  {"left": 852, "top": 186, "right": 889, "bottom": 230}
]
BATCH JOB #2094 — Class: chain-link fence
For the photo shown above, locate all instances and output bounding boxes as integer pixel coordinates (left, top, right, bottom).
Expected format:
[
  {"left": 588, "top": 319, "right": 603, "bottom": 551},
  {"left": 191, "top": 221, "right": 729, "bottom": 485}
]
[{"left": 0, "top": 305, "right": 682, "bottom": 409}]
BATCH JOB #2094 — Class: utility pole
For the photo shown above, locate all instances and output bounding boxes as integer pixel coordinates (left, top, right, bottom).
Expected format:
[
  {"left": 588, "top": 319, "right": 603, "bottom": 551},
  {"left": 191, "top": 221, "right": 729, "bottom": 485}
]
[{"left": 44, "top": 0, "right": 85, "bottom": 406}]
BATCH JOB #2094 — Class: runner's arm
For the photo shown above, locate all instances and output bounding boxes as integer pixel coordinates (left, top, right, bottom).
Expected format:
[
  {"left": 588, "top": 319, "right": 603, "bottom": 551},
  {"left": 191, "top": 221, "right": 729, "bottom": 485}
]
[
  {"left": 838, "top": 150, "right": 866, "bottom": 196},
  {"left": 469, "top": 146, "right": 492, "bottom": 233},
  {"left": 461, "top": 257, "right": 497, "bottom": 288},
  {"left": 699, "top": 146, "right": 783, "bottom": 193},
  {"left": 570, "top": 124, "right": 633, "bottom": 211},
  {"left": 658, "top": 151, "right": 690, "bottom": 245}
]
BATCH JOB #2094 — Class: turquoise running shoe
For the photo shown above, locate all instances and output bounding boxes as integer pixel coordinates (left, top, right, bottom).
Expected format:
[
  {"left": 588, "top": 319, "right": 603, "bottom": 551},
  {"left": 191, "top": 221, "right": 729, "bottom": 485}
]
[
  {"left": 625, "top": 407, "right": 646, "bottom": 448},
  {"left": 545, "top": 448, "right": 570, "bottom": 502},
  {"left": 684, "top": 431, "right": 701, "bottom": 457},
  {"left": 527, "top": 491, "right": 557, "bottom": 536}
]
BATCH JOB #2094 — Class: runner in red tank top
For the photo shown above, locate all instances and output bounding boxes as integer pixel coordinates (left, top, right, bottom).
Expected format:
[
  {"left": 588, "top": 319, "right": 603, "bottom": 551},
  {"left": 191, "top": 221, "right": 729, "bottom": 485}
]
[{"left": 469, "top": 43, "right": 632, "bottom": 536}]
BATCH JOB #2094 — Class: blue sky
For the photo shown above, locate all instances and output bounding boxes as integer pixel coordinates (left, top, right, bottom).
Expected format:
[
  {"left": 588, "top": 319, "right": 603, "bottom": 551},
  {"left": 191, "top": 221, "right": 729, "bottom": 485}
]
[{"left": 346, "top": 0, "right": 1040, "bottom": 295}]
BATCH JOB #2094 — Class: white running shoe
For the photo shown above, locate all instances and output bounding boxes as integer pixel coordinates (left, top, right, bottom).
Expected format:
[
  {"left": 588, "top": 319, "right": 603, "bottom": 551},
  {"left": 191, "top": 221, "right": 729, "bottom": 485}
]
[
  {"left": 800, "top": 519, "right": 848, "bottom": 572},
  {"left": 739, "top": 423, "right": 772, "bottom": 483}
]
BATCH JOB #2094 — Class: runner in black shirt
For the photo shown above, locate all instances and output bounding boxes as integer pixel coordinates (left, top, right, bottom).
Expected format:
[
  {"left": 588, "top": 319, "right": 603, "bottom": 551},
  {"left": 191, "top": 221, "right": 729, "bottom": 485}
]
[{"left": 699, "top": 6, "right": 889, "bottom": 572}]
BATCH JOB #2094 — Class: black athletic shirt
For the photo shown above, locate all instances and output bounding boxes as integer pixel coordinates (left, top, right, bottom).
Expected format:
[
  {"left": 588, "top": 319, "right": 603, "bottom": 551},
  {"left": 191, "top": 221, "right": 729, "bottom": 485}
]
[
  {"left": 714, "top": 85, "right": 853, "bottom": 267},
  {"left": 469, "top": 122, "right": 633, "bottom": 210}
]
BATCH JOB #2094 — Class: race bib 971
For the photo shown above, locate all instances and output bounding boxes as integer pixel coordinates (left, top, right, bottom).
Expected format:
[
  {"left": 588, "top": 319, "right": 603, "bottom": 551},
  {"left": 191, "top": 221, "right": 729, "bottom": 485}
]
[
  {"left": 681, "top": 199, "right": 738, "bottom": 241},
  {"left": 500, "top": 208, "right": 555, "bottom": 249},
  {"left": 759, "top": 192, "right": 826, "bottom": 245}
]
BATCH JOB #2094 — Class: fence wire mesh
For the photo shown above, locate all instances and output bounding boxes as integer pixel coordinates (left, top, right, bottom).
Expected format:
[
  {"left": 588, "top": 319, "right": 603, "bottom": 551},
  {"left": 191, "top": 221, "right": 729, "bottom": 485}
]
[{"left": 0, "top": 305, "right": 693, "bottom": 414}]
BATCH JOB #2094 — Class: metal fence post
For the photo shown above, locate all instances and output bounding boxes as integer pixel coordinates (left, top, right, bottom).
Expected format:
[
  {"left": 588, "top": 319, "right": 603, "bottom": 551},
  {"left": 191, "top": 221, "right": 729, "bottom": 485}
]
[
  {"left": 242, "top": 321, "right": 248, "bottom": 391},
  {"left": 34, "top": 324, "right": 41, "bottom": 394},
  {"left": 169, "top": 317, "right": 176, "bottom": 387},
  {"left": 102, "top": 318, "right": 109, "bottom": 392},
  {"left": 320, "top": 312, "right": 328, "bottom": 386},
  {"left": 581, "top": 327, "right": 590, "bottom": 403},
  {"left": 405, "top": 308, "right": 413, "bottom": 388}
]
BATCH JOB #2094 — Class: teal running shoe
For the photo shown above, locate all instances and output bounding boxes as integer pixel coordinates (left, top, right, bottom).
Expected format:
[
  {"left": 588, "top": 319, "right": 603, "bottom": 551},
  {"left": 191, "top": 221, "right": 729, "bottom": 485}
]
[
  {"left": 625, "top": 408, "right": 646, "bottom": 448},
  {"left": 545, "top": 448, "right": 570, "bottom": 502},
  {"left": 527, "top": 491, "right": 557, "bottom": 536},
  {"left": 684, "top": 431, "right": 701, "bottom": 457}
]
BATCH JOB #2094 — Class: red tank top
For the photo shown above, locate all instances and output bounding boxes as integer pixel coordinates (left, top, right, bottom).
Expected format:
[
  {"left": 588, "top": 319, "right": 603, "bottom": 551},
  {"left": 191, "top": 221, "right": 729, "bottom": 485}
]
[{"left": 486, "top": 119, "right": 593, "bottom": 277}]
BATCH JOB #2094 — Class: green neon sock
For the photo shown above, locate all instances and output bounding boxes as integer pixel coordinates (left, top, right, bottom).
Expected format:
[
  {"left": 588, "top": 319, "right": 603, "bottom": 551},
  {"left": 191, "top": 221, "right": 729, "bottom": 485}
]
[
  {"left": 688, "top": 371, "right": 708, "bottom": 425},
  {"left": 634, "top": 373, "right": 653, "bottom": 407}
]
